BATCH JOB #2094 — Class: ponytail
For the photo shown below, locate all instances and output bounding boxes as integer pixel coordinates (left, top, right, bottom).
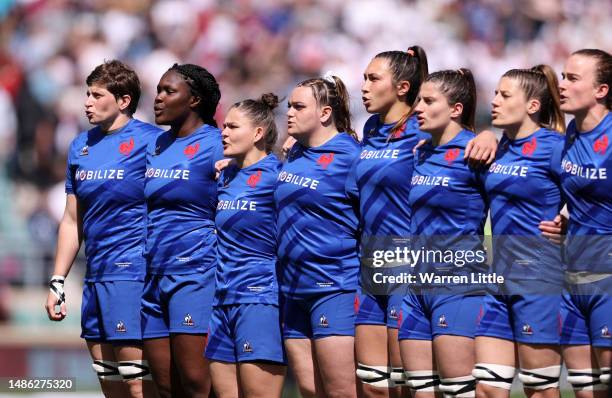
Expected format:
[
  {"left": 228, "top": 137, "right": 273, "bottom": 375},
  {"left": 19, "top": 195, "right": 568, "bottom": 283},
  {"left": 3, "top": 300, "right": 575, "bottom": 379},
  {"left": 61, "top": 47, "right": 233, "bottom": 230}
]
[
  {"left": 503, "top": 64, "right": 565, "bottom": 132},
  {"left": 297, "top": 75, "right": 357, "bottom": 141},
  {"left": 534, "top": 65, "right": 565, "bottom": 133},
  {"left": 426, "top": 68, "right": 477, "bottom": 131},
  {"left": 230, "top": 93, "right": 280, "bottom": 153},
  {"left": 374, "top": 45, "right": 429, "bottom": 135}
]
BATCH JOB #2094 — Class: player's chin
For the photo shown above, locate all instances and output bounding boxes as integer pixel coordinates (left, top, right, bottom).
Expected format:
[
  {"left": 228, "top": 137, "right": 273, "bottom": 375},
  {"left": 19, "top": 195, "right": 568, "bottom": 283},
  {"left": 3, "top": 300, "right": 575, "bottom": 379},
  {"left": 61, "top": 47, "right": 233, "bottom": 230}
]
[
  {"left": 154, "top": 114, "right": 170, "bottom": 125},
  {"left": 559, "top": 102, "right": 574, "bottom": 114}
]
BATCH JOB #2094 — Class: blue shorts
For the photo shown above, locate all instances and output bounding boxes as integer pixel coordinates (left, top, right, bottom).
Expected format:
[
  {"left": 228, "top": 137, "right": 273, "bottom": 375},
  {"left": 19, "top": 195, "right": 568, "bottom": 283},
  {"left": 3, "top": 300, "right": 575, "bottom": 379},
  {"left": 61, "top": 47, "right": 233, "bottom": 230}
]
[
  {"left": 205, "top": 304, "right": 286, "bottom": 364},
  {"left": 141, "top": 269, "right": 215, "bottom": 338},
  {"left": 81, "top": 280, "right": 144, "bottom": 342},
  {"left": 560, "top": 278, "right": 612, "bottom": 348},
  {"left": 283, "top": 291, "right": 357, "bottom": 339},
  {"left": 399, "top": 293, "right": 483, "bottom": 340},
  {"left": 475, "top": 294, "right": 561, "bottom": 344},
  {"left": 355, "top": 294, "right": 403, "bottom": 329}
]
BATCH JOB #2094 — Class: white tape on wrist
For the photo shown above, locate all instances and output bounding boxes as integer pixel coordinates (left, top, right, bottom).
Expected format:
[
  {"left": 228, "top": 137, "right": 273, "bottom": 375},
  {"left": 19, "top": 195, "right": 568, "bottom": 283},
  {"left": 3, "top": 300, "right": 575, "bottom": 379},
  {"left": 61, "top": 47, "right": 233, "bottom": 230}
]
[{"left": 49, "top": 275, "right": 66, "bottom": 304}]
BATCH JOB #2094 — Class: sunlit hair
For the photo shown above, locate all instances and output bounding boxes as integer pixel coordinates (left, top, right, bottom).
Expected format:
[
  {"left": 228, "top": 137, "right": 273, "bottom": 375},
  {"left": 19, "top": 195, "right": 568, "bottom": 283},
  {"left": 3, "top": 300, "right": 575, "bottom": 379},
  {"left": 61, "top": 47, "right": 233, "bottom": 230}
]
[
  {"left": 296, "top": 75, "right": 357, "bottom": 141},
  {"left": 86, "top": 60, "right": 141, "bottom": 115},
  {"left": 503, "top": 65, "right": 565, "bottom": 132},
  {"left": 230, "top": 93, "right": 279, "bottom": 153},
  {"left": 572, "top": 48, "right": 612, "bottom": 109},
  {"left": 374, "top": 45, "right": 428, "bottom": 134},
  {"left": 425, "top": 68, "right": 477, "bottom": 131}
]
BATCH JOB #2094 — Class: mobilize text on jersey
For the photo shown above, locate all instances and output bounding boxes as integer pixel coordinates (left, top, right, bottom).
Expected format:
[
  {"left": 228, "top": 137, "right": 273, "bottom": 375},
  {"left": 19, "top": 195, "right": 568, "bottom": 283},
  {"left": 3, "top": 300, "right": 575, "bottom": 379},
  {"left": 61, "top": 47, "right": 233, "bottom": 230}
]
[
  {"left": 561, "top": 159, "right": 607, "bottom": 179},
  {"left": 277, "top": 171, "right": 320, "bottom": 190},
  {"left": 217, "top": 200, "right": 257, "bottom": 211},
  {"left": 76, "top": 169, "right": 125, "bottom": 181},
  {"left": 146, "top": 168, "right": 190, "bottom": 180},
  {"left": 488, "top": 162, "right": 529, "bottom": 177},
  {"left": 360, "top": 149, "right": 400, "bottom": 159}
]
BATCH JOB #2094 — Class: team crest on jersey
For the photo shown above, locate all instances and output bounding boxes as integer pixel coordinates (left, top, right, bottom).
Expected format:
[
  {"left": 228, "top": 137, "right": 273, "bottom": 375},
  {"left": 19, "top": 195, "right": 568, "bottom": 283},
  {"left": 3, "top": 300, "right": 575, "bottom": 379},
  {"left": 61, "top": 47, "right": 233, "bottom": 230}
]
[
  {"left": 247, "top": 170, "right": 262, "bottom": 188},
  {"left": 184, "top": 143, "right": 200, "bottom": 159},
  {"left": 116, "top": 320, "right": 127, "bottom": 333},
  {"left": 389, "top": 307, "right": 398, "bottom": 320},
  {"left": 390, "top": 123, "right": 406, "bottom": 140},
  {"left": 319, "top": 314, "right": 329, "bottom": 328},
  {"left": 80, "top": 146, "right": 89, "bottom": 156},
  {"left": 522, "top": 323, "right": 533, "bottom": 335},
  {"left": 594, "top": 135, "right": 608, "bottom": 155},
  {"left": 243, "top": 340, "right": 253, "bottom": 353},
  {"left": 317, "top": 153, "right": 334, "bottom": 169},
  {"left": 438, "top": 315, "right": 448, "bottom": 328},
  {"left": 444, "top": 148, "right": 460, "bottom": 164},
  {"left": 182, "top": 314, "right": 194, "bottom": 327},
  {"left": 602, "top": 326, "right": 611, "bottom": 338},
  {"left": 522, "top": 137, "right": 537, "bottom": 156},
  {"left": 119, "top": 137, "right": 135, "bottom": 156}
]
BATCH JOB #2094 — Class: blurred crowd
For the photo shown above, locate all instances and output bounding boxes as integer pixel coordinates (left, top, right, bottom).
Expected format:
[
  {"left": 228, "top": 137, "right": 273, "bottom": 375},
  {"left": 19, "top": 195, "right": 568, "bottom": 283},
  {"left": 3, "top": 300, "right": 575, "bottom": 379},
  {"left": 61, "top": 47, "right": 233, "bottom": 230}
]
[{"left": 0, "top": 0, "right": 610, "bottom": 300}]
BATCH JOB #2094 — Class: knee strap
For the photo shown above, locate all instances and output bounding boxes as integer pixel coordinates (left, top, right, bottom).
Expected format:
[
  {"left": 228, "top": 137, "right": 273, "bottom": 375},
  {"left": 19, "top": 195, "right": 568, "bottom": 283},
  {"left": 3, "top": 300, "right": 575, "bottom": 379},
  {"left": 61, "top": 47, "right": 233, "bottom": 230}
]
[
  {"left": 518, "top": 365, "right": 560, "bottom": 390},
  {"left": 600, "top": 367, "right": 610, "bottom": 385},
  {"left": 390, "top": 367, "right": 406, "bottom": 386},
  {"left": 439, "top": 375, "right": 476, "bottom": 397},
  {"left": 472, "top": 363, "right": 515, "bottom": 390},
  {"left": 356, "top": 363, "right": 393, "bottom": 388},
  {"left": 567, "top": 368, "right": 607, "bottom": 391},
  {"left": 404, "top": 370, "right": 440, "bottom": 392},
  {"left": 92, "top": 360, "right": 122, "bottom": 381},
  {"left": 118, "top": 360, "right": 152, "bottom": 381}
]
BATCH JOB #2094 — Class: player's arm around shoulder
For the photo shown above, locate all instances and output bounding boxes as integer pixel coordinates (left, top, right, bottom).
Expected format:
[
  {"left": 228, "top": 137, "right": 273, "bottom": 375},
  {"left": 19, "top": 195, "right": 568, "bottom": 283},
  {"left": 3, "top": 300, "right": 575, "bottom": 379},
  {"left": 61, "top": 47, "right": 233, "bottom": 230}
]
[{"left": 465, "top": 129, "right": 498, "bottom": 166}]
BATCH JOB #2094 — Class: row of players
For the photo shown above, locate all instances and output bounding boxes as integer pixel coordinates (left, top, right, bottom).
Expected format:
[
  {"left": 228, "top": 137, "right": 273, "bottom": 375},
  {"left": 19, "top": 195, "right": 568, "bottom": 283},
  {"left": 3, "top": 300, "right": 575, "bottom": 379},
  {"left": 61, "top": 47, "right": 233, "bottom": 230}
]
[{"left": 44, "top": 46, "right": 610, "bottom": 398}]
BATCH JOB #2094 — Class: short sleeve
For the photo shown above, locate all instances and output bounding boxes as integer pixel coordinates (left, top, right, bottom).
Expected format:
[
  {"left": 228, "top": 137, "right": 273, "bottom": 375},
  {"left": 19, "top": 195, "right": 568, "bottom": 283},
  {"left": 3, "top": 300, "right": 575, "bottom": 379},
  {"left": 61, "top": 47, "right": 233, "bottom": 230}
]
[{"left": 65, "top": 141, "right": 75, "bottom": 194}]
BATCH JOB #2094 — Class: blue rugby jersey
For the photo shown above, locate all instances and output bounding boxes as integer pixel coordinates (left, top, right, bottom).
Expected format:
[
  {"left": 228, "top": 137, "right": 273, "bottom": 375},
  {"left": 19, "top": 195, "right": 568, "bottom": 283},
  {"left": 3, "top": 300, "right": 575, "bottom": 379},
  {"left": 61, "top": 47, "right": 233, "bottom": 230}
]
[
  {"left": 561, "top": 113, "right": 612, "bottom": 273},
  {"left": 214, "top": 154, "right": 282, "bottom": 306},
  {"left": 275, "top": 133, "right": 361, "bottom": 297},
  {"left": 351, "top": 115, "right": 430, "bottom": 240},
  {"left": 144, "top": 124, "right": 224, "bottom": 275},
  {"left": 65, "top": 119, "right": 162, "bottom": 282},
  {"left": 409, "top": 129, "right": 488, "bottom": 276},
  {"left": 484, "top": 128, "right": 565, "bottom": 281}
]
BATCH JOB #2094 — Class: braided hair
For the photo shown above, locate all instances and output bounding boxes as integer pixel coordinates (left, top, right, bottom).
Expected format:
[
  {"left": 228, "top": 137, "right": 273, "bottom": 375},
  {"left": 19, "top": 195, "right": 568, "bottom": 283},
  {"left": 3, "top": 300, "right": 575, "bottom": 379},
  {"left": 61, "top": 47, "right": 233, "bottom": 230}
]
[{"left": 169, "top": 63, "right": 221, "bottom": 127}]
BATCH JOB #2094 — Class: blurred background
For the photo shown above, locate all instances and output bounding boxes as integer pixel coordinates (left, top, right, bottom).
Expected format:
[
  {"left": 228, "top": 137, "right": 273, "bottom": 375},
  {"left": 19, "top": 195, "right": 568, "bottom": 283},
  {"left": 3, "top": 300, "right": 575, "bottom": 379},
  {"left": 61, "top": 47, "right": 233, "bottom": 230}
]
[{"left": 0, "top": 0, "right": 610, "bottom": 395}]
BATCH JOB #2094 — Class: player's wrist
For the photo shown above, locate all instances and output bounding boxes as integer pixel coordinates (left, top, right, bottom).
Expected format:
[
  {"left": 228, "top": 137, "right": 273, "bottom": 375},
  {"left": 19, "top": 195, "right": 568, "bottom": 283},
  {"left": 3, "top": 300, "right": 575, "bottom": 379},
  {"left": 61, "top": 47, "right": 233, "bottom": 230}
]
[{"left": 49, "top": 275, "right": 66, "bottom": 304}]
